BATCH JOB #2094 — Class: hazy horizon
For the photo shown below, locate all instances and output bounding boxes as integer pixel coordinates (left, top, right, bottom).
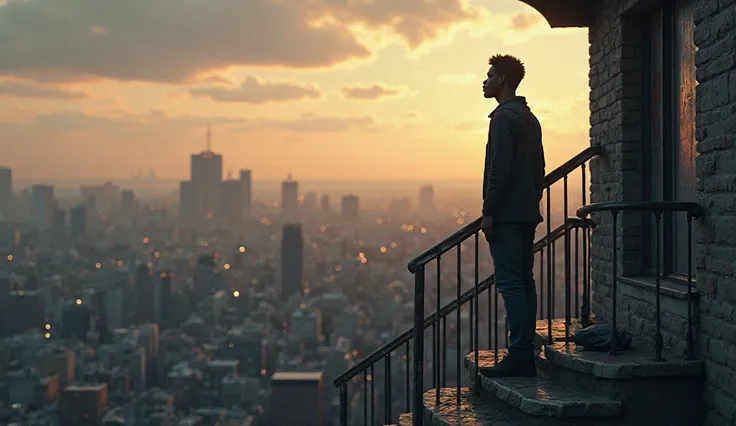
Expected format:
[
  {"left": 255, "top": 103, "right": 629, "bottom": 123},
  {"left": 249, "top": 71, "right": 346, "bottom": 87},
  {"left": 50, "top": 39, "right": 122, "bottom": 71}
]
[{"left": 0, "top": 0, "right": 589, "bottom": 182}]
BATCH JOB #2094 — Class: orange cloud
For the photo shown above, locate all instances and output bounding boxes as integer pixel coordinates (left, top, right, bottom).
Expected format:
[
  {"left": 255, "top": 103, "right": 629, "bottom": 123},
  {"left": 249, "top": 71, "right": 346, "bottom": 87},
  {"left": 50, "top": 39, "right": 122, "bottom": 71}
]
[
  {"left": 341, "top": 82, "right": 404, "bottom": 100},
  {"left": 189, "top": 77, "right": 322, "bottom": 104},
  {"left": 0, "top": 79, "right": 88, "bottom": 99},
  {"left": 234, "top": 113, "right": 377, "bottom": 133}
]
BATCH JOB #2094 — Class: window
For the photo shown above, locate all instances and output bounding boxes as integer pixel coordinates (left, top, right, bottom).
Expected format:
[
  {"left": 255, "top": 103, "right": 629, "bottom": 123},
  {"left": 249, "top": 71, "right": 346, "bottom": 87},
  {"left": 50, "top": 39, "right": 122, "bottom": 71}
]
[{"left": 642, "top": 0, "right": 696, "bottom": 280}]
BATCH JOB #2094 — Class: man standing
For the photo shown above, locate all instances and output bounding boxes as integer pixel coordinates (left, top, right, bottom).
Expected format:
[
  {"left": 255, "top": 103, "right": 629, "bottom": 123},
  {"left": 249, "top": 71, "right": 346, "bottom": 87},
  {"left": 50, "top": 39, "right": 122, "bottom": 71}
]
[{"left": 479, "top": 54, "right": 545, "bottom": 377}]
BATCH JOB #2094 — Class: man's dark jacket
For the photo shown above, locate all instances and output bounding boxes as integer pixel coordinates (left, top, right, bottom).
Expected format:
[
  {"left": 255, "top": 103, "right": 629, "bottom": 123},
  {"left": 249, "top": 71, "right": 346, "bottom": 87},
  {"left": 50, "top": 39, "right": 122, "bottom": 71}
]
[{"left": 482, "top": 96, "right": 545, "bottom": 224}]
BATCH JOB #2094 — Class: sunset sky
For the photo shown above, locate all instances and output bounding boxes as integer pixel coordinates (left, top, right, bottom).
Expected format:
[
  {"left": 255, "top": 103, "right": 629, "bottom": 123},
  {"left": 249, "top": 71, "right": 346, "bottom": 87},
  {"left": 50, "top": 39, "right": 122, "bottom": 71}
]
[{"left": 0, "top": 0, "right": 590, "bottom": 181}]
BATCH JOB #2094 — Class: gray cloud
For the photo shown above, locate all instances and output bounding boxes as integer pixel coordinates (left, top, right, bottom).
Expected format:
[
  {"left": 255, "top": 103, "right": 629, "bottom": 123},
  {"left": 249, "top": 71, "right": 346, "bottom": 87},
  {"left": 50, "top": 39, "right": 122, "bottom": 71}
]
[
  {"left": 190, "top": 77, "right": 322, "bottom": 104},
  {"left": 236, "top": 113, "right": 376, "bottom": 133},
  {"left": 0, "top": 0, "right": 478, "bottom": 83},
  {"left": 0, "top": 79, "right": 88, "bottom": 99},
  {"left": 341, "top": 83, "right": 403, "bottom": 100}
]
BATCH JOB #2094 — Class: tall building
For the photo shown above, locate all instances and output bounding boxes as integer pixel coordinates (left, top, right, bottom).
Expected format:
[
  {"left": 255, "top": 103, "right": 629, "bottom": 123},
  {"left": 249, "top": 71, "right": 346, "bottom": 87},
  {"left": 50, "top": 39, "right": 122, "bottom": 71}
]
[
  {"left": 303, "top": 192, "right": 318, "bottom": 214},
  {"left": 239, "top": 169, "right": 252, "bottom": 217},
  {"left": 281, "top": 175, "right": 298, "bottom": 222},
  {"left": 59, "top": 384, "right": 108, "bottom": 426},
  {"left": 120, "top": 189, "right": 135, "bottom": 217},
  {"left": 61, "top": 303, "right": 90, "bottom": 342},
  {"left": 419, "top": 185, "right": 435, "bottom": 211},
  {"left": 191, "top": 127, "right": 223, "bottom": 218},
  {"left": 269, "top": 372, "right": 324, "bottom": 426},
  {"left": 3, "top": 291, "right": 44, "bottom": 336},
  {"left": 0, "top": 167, "right": 11, "bottom": 218},
  {"left": 70, "top": 205, "right": 86, "bottom": 240},
  {"left": 179, "top": 181, "right": 201, "bottom": 224},
  {"left": 153, "top": 270, "right": 175, "bottom": 329},
  {"left": 341, "top": 194, "right": 360, "bottom": 221},
  {"left": 31, "top": 185, "right": 54, "bottom": 230},
  {"left": 280, "top": 224, "right": 303, "bottom": 301},
  {"left": 221, "top": 179, "right": 242, "bottom": 222},
  {"left": 320, "top": 194, "right": 330, "bottom": 212}
]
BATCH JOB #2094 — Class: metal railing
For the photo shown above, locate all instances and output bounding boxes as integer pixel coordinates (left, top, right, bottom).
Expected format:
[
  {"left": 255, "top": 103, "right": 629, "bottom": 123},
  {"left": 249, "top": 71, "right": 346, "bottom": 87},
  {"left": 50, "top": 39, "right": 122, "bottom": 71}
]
[
  {"left": 334, "top": 146, "right": 601, "bottom": 426},
  {"left": 576, "top": 201, "right": 704, "bottom": 360}
]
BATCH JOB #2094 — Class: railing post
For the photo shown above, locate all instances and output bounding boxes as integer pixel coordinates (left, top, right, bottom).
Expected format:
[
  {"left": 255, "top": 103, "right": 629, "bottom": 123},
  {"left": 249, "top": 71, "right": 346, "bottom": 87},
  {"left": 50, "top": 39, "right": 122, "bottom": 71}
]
[
  {"left": 455, "top": 244, "right": 462, "bottom": 407},
  {"left": 546, "top": 187, "right": 553, "bottom": 345},
  {"left": 654, "top": 212, "right": 664, "bottom": 362},
  {"left": 610, "top": 210, "right": 619, "bottom": 355},
  {"left": 473, "top": 232, "right": 480, "bottom": 393},
  {"left": 340, "top": 382, "right": 348, "bottom": 426},
  {"left": 412, "top": 265, "right": 425, "bottom": 426},
  {"left": 564, "top": 177, "right": 571, "bottom": 345},
  {"left": 687, "top": 212, "right": 695, "bottom": 360}
]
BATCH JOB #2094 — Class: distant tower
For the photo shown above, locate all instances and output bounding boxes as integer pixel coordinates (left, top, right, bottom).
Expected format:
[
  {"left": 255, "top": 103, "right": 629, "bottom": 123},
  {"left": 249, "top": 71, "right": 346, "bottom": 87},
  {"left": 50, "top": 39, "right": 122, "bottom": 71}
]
[
  {"left": 281, "top": 224, "right": 303, "bottom": 301},
  {"left": 341, "top": 194, "right": 360, "bottom": 221},
  {"left": 179, "top": 181, "right": 201, "bottom": 224},
  {"left": 31, "top": 185, "right": 55, "bottom": 230},
  {"left": 190, "top": 126, "right": 223, "bottom": 218},
  {"left": 281, "top": 174, "right": 298, "bottom": 222},
  {"left": 240, "top": 170, "right": 252, "bottom": 217},
  {"left": 419, "top": 185, "right": 435, "bottom": 212},
  {"left": 0, "top": 167, "right": 11, "bottom": 218},
  {"left": 221, "top": 178, "right": 242, "bottom": 222},
  {"left": 320, "top": 194, "right": 330, "bottom": 212}
]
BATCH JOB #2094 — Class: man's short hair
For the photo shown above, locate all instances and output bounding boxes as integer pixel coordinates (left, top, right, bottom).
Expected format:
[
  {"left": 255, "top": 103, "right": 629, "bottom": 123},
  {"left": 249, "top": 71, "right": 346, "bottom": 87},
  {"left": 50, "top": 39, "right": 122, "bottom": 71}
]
[{"left": 488, "top": 54, "right": 526, "bottom": 90}]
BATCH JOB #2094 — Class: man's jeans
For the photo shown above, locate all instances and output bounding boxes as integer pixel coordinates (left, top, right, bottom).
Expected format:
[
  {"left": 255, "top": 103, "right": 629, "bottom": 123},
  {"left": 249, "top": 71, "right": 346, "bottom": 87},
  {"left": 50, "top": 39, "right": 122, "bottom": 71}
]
[{"left": 488, "top": 223, "right": 537, "bottom": 360}]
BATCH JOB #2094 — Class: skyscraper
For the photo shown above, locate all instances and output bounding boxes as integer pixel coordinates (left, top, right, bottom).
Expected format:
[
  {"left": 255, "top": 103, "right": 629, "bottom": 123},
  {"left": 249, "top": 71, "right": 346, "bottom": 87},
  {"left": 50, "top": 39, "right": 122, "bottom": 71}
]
[
  {"left": 239, "top": 169, "right": 252, "bottom": 217},
  {"left": 281, "top": 175, "right": 298, "bottom": 222},
  {"left": 31, "top": 185, "right": 54, "bottom": 230},
  {"left": 120, "top": 189, "right": 135, "bottom": 217},
  {"left": 341, "top": 194, "right": 360, "bottom": 221},
  {"left": 0, "top": 167, "right": 11, "bottom": 218},
  {"left": 269, "top": 372, "right": 324, "bottom": 426},
  {"left": 280, "top": 224, "right": 303, "bottom": 301},
  {"left": 419, "top": 185, "right": 435, "bottom": 212},
  {"left": 153, "top": 270, "right": 174, "bottom": 329},
  {"left": 320, "top": 194, "right": 330, "bottom": 212},
  {"left": 70, "top": 205, "right": 86, "bottom": 240},
  {"left": 179, "top": 181, "right": 201, "bottom": 224},
  {"left": 221, "top": 179, "right": 242, "bottom": 222},
  {"left": 191, "top": 126, "right": 223, "bottom": 218},
  {"left": 303, "top": 192, "right": 318, "bottom": 214}
]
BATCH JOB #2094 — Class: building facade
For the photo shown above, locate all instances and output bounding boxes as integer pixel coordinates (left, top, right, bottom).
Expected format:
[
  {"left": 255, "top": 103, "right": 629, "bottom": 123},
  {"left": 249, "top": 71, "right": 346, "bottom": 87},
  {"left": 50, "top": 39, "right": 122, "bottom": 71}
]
[{"left": 525, "top": 0, "right": 736, "bottom": 423}]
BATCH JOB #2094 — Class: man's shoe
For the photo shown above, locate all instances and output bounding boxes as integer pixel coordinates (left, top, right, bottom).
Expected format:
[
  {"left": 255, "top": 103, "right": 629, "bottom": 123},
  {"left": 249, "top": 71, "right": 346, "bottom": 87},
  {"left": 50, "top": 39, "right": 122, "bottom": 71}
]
[{"left": 479, "top": 355, "right": 536, "bottom": 378}]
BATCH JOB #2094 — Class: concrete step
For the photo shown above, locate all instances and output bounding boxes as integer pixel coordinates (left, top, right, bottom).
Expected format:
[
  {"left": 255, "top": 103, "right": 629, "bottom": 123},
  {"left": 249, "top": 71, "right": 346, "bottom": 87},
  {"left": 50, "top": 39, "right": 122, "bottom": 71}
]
[
  {"left": 463, "top": 350, "right": 627, "bottom": 425},
  {"left": 464, "top": 351, "right": 622, "bottom": 421},
  {"left": 421, "top": 387, "right": 521, "bottom": 425},
  {"left": 535, "top": 328, "right": 704, "bottom": 426},
  {"left": 384, "top": 412, "right": 412, "bottom": 426}
]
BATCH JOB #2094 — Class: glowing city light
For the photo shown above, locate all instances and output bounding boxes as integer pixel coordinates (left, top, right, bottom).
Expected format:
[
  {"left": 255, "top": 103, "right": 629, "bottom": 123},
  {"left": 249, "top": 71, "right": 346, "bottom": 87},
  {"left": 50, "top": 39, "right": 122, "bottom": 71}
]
[
  {"left": 232, "top": 290, "right": 240, "bottom": 298},
  {"left": 44, "top": 333, "right": 51, "bottom": 339},
  {"left": 143, "top": 237, "right": 150, "bottom": 244},
  {"left": 76, "top": 299, "right": 82, "bottom": 305},
  {"left": 45, "top": 324, "right": 51, "bottom": 330},
  {"left": 380, "top": 247, "right": 387, "bottom": 253},
  {"left": 6, "top": 255, "right": 12, "bottom": 261},
  {"left": 95, "top": 262, "right": 101, "bottom": 269},
  {"left": 223, "top": 263, "right": 231, "bottom": 270},
  {"left": 239, "top": 246, "right": 246, "bottom": 253}
]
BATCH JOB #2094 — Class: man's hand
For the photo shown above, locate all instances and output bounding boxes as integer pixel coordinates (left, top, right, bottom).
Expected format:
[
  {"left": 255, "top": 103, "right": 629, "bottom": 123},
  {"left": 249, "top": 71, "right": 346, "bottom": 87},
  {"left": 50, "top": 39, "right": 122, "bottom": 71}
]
[{"left": 480, "top": 215, "right": 494, "bottom": 241}]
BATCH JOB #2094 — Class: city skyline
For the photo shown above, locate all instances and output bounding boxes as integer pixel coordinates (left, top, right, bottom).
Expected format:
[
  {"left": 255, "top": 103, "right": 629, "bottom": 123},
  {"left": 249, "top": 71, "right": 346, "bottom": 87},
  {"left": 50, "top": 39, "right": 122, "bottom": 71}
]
[{"left": 0, "top": 0, "right": 588, "bottom": 181}]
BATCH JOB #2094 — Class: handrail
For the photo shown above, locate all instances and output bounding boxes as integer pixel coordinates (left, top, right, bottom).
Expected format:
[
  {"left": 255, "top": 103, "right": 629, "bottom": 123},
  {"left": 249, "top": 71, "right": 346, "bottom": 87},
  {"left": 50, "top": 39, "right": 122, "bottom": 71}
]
[
  {"left": 576, "top": 200, "right": 703, "bottom": 360},
  {"left": 333, "top": 218, "right": 592, "bottom": 386},
  {"left": 577, "top": 201, "right": 704, "bottom": 218},
  {"left": 408, "top": 146, "right": 602, "bottom": 273}
]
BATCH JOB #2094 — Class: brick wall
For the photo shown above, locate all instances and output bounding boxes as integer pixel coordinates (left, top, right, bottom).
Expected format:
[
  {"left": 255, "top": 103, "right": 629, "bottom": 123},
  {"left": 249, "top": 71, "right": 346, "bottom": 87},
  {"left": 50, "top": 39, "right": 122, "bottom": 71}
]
[
  {"left": 584, "top": 0, "right": 736, "bottom": 423},
  {"left": 693, "top": 0, "right": 736, "bottom": 425},
  {"left": 587, "top": 0, "right": 646, "bottom": 330}
]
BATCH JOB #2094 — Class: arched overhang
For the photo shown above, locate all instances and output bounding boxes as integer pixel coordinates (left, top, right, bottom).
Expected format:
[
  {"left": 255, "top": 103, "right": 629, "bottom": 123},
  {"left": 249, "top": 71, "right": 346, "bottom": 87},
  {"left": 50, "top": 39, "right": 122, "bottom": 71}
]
[{"left": 519, "top": 0, "right": 596, "bottom": 28}]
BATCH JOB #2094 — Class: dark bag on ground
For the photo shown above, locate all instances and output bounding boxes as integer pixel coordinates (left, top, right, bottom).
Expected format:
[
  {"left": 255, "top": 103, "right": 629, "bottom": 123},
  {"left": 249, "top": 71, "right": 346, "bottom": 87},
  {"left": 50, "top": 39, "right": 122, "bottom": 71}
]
[{"left": 573, "top": 324, "right": 632, "bottom": 351}]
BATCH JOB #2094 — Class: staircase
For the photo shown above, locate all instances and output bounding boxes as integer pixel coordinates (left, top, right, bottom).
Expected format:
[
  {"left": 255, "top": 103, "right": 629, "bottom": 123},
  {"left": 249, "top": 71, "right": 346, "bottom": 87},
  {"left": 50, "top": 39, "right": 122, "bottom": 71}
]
[{"left": 333, "top": 147, "right": 705, "bottom": 426}]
